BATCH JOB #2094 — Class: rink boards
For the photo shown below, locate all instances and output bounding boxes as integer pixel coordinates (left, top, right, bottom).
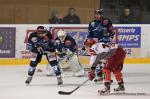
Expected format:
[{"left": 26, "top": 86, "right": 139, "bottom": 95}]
[
  {"left": 0, "top": 57, "right": 150, "bottom": 66},
  {"left": 0, "top": 24, "right": 150, "bottom": 66}
]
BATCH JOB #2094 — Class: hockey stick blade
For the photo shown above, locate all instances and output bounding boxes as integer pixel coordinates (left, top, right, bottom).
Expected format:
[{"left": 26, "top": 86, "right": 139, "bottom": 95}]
[
  {"left": 58, "top": 79, "right": 89, "bottom": 95},
  {"left": 58, "top": 91, "right": 72, "bottom": 95},
  {"left": 58, "top": 86, "right": 79, "bottom": 95}
]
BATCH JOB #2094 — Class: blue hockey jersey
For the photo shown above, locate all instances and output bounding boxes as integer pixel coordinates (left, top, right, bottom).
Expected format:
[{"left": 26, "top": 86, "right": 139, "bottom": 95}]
[{"left": 87, "top": 18, "right": 114, "bottom": 43}]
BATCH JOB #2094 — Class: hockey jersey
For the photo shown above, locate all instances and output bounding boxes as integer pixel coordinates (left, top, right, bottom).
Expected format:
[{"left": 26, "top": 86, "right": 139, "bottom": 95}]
[
  {"left": 54, "top": 35, "right": 78, "bottom": 53},
  {"left": 87, "top": 18, "right": 114, "bottom": 43},
  {"left": 88, "top": 42, "right": 112, "bottom": 56},
  {"left": 27, "top": 31, "right": 55, "bottom": 53}
]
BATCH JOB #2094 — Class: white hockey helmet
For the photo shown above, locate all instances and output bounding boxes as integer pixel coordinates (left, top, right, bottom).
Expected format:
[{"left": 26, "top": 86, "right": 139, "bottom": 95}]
[{"left": 57, "top": 30, "right": 67, "bottom": 42}]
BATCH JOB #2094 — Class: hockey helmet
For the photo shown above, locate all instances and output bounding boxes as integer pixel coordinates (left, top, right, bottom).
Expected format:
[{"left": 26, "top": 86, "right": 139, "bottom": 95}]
[
  {"left": 95, "top": 9, "right": 103, "bottom": 15},
  {"left": 57, "top": 30, "right": 67, "bottom": 42},
  {"left": 37, "top": 26, "right": 48, "bottom": 37}
]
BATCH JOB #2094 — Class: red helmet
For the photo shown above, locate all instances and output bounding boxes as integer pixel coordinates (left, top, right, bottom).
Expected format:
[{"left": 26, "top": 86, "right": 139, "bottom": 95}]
[{"left": 84, "top": 38, "right": 96, "bottom": 47}]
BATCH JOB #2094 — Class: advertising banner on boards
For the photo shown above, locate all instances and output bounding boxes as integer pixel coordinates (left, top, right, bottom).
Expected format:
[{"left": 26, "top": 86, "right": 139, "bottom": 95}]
[
  {"left": 50, "top": 26, "right": 141, "bottom": 56},
  {"left": 0, "top": 28, "right": 16, "bottom": 58}
]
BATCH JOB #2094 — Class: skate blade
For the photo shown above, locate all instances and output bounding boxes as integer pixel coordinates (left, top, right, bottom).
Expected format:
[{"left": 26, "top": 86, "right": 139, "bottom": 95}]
[
  {"left": 114, "top": 90, "right": 125, "bottom": 94},
  {"left": 98, "top": 90, "right": 110, "bottom": 95},
  {"left": 46, "top": 74, "right": 54, "bottom": 76},
  {"left": 25, "top": 83, "right": 30, "bottom": 86},
  {"left": 58, "top": 84, "right": 63, "bottom": 87},
  {"left": 99, "top": 92, "right": 110, "bottom": 96},
  {"left": 58, "top": 83, "right": 63, "bottom": 87}
]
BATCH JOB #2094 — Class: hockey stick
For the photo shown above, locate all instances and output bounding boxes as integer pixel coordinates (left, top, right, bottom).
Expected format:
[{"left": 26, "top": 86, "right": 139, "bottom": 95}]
[{"left": 58, "top": 79, "right": 89, "bottom": 95}]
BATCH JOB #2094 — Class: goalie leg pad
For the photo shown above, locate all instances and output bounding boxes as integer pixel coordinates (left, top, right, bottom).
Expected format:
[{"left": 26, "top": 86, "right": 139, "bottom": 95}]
[
  {"left": 45, "top": 64, "right": 55, "bottom": 76},
  {"left": 46, "top": 52, "right": 62, "bottom": 76},
  {"left": 69, "top": 54, "right": 85, "bottom": 76},
  {"left": 45, "top": 63, "right": 63, "bottom": 76},
  {"left": 49, "top": 59, "right": 61, "bottom": 76}
]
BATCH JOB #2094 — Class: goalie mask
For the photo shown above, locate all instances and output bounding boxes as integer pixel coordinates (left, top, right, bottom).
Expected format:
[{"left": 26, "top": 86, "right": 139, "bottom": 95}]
[{"left": 57, "top": 30, "right": 67, "bottom": 42}]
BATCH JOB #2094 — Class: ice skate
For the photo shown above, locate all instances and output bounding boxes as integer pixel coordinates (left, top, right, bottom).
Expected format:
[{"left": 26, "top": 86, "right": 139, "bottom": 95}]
[
  {"left": 98, "top": 87, "right": 110, "bottom": 95},
  {"left": 25, "top": 76, "right": 33, "bottom": 85},
  {"left": 114, "top": 85, "right": 125, "bottom": 93},
  {"left": 57, "top": 76, "right": 63, "bottom": 85}
]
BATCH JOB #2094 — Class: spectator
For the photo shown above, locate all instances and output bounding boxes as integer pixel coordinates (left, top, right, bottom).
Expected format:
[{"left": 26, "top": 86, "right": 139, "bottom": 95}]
[
  {"left": 49, "top": 11, "right": 63, "bottom": 24},
  {"left": 119, "top": 7, "right": 137, "bottom": 24},
  {"left": 63, "top": 8, "right": 81, "bottom": 24}
]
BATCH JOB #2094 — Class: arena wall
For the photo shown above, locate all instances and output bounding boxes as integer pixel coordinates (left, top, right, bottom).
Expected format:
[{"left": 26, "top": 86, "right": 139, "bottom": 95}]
[{"left": 0, "top": 24, "right": 150, "bottom": 66}]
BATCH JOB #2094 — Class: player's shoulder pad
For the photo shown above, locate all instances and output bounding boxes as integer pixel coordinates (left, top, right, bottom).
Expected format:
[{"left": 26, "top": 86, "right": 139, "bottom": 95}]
[
  {"left": 102, "top": 18, "right": 112, "bottom": 25},
  {"left": 55, "top": 37, "right": 60, "bottom": 41},
  {"left": 66, "top": 35, "right": 73, "bottom": 40},
  {"left": 30, "top": 32, "right": 37, "bottom": 35},
  {"left": 46, "top": 31, "right": 52, "bottom": 38},
  {"left": 89, "top": 20, "right": 96, "bottom": 27},
  {"left": 29, "top": 32, "right": 37, "bottom": 37},
  {"left": 66, "top": 35, "right": 76, "bottom": 44}
]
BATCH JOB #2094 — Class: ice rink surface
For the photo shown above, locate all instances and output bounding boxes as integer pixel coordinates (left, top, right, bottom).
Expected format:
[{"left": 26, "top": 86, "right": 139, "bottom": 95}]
[{"left": 0, "top": 64, "right": 150, "bottom": 99}]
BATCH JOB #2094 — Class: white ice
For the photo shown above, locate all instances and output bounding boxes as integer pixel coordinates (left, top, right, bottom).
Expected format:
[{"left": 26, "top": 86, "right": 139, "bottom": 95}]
[{"left": 0, "top": 64, "right": 150, "bottom": 99}]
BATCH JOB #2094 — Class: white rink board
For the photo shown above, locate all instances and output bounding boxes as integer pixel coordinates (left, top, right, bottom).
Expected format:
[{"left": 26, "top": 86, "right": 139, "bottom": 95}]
[{"left": 0, "top": 24, "right": 150, "bottom": 58}]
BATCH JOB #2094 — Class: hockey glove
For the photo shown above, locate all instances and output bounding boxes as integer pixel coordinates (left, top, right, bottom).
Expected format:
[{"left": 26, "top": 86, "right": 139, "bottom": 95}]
[
  {"left": 88, "top": 70, "right": 95, "bottom": 81},
  {"left": 82, "top": 46, "right": 86, "bottom": 50},
  {"left": 66, "top": 49, "right": 74, "bottom": 57}
]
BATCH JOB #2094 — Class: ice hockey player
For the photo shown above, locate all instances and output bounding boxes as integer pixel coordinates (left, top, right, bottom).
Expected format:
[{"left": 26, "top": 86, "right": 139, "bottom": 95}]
[
  {"left": 25, "top": 26, "right": 63, "bottom": 85},
  {"left": 83, "top": 9, "right": 115, "bottom": 82},
  {"left": 54, "top": 29, "right": 85, "bottom": 77},
  {"left": 85, "top": 38, "right": 126, "bottom": 95}
]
